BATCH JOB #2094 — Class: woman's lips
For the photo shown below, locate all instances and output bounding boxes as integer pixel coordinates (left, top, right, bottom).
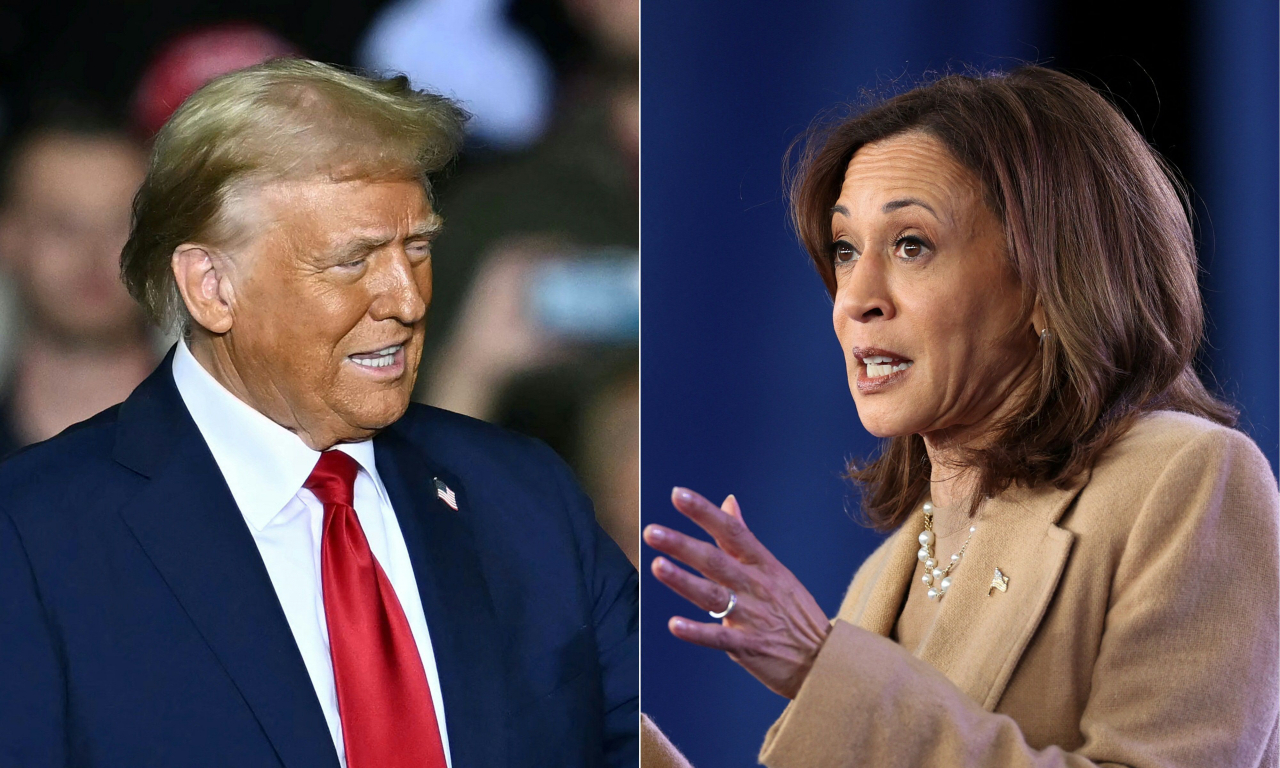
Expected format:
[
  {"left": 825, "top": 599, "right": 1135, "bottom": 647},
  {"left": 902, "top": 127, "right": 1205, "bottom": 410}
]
[
  {"left": 856, "top": 362, "right": 912, "bottom": 393},
  {"left": 863, "top": 355, "right": 913, "bottom": 378},
  {"left": 852, "top": 348, "right": 913, "bottom": 394}
]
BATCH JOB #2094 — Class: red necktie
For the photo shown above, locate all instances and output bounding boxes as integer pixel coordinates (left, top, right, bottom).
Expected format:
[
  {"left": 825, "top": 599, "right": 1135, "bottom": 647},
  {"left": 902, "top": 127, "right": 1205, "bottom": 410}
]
[{"left": 305, "top": 450, "right": 448, "bottom": 768}]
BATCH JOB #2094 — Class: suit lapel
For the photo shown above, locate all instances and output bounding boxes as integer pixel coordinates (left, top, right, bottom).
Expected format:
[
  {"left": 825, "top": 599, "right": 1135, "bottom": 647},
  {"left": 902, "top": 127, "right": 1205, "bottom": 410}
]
[
  {"left": 917, "top": 482, "right": 1081, "bottom": 710},
  {"left": 375, "top": 428, "right": 508, "bottom": 766},
  {"left": 113, "top": 356, "right": 339, "bottom": 768}
]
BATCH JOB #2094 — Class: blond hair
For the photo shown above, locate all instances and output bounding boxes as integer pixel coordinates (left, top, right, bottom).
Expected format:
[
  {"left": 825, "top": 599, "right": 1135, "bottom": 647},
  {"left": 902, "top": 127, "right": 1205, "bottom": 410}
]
[{"left": 121, "top": 58, "right": 468, "bottom": 330}]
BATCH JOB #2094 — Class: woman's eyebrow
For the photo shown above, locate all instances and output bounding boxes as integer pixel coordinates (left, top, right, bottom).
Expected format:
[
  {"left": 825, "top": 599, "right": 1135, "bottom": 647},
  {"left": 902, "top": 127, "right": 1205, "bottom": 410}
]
[
  {"left": 830, "top": 199, "right": 939, "bottom": 218},
  {"left": 882, "top": 197, "right": 938, "bottom": 218}
]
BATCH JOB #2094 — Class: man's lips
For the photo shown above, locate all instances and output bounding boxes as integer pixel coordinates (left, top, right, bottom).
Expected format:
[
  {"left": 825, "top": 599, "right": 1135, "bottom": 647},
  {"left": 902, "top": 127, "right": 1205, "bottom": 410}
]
[{"left": 348, "top": 343, "right": 405, "bottom": 370}]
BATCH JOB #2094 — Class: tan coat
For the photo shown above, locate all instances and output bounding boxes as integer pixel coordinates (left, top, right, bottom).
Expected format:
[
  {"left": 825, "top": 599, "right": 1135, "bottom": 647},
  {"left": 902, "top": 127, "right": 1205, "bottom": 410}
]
[
  {"left": 759, "top": 411, "right": 1280, "bottom": 767},
  {"left": 643, "top": 713, "right": 695, "bottom": 768}
]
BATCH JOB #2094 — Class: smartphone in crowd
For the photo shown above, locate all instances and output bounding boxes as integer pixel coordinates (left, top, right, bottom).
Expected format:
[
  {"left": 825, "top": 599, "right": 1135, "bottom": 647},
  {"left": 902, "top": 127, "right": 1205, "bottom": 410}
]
[{"left": 527, "top": 249, "right": 639, "bottom": 343}]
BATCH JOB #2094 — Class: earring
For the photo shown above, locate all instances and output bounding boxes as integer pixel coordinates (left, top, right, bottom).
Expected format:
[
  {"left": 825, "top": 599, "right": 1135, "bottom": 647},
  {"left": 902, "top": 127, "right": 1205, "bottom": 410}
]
[{"left": 1039, "top": 327, "right": 1052, "bottom": 344}]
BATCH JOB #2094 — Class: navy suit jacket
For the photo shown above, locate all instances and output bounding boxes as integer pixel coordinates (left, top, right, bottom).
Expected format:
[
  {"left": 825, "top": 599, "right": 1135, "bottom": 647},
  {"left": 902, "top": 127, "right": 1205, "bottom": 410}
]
[{"left": 0, "top": 352, "right": 638, "bottom": 767}]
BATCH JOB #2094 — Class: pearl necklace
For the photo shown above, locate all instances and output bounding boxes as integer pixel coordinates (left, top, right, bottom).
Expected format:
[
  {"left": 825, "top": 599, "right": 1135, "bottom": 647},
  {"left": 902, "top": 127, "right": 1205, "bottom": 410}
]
[{"left": 916, "top": 500, "right": 977, "bottom": 601}]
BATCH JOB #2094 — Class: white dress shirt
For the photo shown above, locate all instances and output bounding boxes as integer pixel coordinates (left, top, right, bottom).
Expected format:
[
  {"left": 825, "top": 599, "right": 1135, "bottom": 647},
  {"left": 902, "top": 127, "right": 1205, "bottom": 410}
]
[{"left": 172, "top": 342, "right": 452, "bottom": 768}]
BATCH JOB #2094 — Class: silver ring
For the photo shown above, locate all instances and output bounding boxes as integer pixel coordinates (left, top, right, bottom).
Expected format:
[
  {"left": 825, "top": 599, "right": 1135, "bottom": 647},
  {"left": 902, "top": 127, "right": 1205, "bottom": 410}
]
[{"left": 708, "top": 590, "right": 737, "bottom": 619}]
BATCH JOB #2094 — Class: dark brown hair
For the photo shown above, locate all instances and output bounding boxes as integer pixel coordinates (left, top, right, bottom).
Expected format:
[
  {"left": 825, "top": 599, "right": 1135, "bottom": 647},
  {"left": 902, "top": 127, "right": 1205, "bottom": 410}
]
[{"left": 787, "top": 65, "right": 1236, "bottom": 531}]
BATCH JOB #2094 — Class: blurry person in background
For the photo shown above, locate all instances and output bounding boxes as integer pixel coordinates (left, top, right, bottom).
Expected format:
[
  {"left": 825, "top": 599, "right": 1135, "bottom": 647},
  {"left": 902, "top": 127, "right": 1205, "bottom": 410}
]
[{"left": 0, "top": 105, "right": 155, "bottom": 456}]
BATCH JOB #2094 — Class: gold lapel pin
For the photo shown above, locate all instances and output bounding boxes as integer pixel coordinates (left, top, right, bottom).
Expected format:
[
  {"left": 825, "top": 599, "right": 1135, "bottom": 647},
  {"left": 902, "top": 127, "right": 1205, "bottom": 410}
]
[{"left": 989, "top": 567, "right": 1009, "bottom": 596}]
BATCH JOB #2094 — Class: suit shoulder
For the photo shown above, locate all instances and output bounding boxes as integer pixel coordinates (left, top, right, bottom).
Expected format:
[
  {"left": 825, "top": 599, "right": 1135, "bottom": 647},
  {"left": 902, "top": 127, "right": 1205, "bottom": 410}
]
[
  {"left": 389, "top": 405, "right": 603, "bottom": 548},
  {"left": 391, "top": 403, "right": 570, "bottom": 488},
  {"left": 0, "top": 405, "right": 126, "bottom": 520},
  {"left": 1074, "top": 410, "right": 1276, "bottom": 536},
  {"left": 1095, "top": 410, "right": 1269, "bottom": 480},
  {"left": 394, "top": 402, "right": 547, "bottom": 455}
]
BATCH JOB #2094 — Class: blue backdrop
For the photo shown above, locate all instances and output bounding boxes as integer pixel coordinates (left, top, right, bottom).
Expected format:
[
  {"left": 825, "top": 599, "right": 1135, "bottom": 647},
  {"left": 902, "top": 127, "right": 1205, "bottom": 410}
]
[{"left": 639, "top": 1, "right": 1277, "bottom": 766}]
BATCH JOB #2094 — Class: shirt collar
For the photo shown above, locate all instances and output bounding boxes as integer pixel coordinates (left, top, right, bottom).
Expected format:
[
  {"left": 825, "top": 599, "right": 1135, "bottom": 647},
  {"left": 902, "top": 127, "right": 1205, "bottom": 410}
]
[{"left": 171, "top": 341, "right": 382, "bottom": 531}]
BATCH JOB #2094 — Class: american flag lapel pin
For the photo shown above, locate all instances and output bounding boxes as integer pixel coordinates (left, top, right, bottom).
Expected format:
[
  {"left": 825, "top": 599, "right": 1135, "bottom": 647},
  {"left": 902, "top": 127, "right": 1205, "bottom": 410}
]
[
  {"left": 434, "top": 478, "right": 458, "bottom": 511},
  {"left": 989, "top": 567, "right": 1009, "bottom": 596}
]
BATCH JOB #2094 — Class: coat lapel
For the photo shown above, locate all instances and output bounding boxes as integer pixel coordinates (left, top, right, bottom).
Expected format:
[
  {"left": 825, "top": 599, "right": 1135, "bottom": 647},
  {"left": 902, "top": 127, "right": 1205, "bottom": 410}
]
[
  {"left": 835, "top": 482, "right": 1083, "bottom": 712},
  {"left": 375, "top": 428, "right": 508, "bottom": 766},
  {"left": 917, "top": 482, "right": 1082, "bottom": 710},
  {"left": 113, "top": 356, "right": 340, "bottom": 768},
  {"left": 843, "top": 507, "right": 925, "bottom": 637}
]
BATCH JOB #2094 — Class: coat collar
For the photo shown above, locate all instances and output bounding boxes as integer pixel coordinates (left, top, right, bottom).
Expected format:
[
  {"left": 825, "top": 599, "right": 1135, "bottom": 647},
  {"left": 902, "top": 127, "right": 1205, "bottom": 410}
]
[
  {"left": 840, "top": 479, "right": 1084, "bottom": 710},
  {"left": 112, "top": 345, "right": 185, "bottom": 479},
  {"left": 169, "top": 340, "right": 383, "bottom": 532}
]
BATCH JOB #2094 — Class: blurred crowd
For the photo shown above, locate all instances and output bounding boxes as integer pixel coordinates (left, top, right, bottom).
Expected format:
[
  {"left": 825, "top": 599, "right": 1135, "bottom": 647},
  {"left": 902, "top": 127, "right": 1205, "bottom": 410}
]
[{"left": 0, "top": 0, "right": 638, "bottom": 563}]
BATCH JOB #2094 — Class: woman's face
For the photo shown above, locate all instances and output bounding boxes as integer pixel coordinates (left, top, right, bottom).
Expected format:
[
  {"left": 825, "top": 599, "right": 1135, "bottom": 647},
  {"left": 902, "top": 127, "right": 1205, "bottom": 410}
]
[{"left": 830, "top": 131, "right": 1039, "bottom": 442}]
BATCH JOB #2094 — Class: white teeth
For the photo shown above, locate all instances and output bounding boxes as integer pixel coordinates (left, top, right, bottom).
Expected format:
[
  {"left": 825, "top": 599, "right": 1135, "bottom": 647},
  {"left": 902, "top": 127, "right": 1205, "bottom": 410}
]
[
  {"left": 863, "top": 355, "right": 893, "bottom": 364},
  {"left": 350, "top": 344, "right": 402, "bottom": 369},
  {"left": 865, "top": 361, "right": 913, "bottom": 378}
]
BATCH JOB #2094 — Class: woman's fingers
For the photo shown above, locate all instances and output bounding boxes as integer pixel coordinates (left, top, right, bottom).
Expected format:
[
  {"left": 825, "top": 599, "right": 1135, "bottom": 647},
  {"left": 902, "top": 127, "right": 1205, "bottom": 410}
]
[
  {"left": 644, "top": 524, "right": 748, "bottom": 589},
  {"left": 671, "top": 487, "right": 765, "bottom": 563},
  {"left": 651, "top": 556, "right": 736, "bottom": 614},
  {"left": 667, "top": 616, "right": 748, "bottom": 654},
  {"left": 645, "top": 488, "right": 833, "bottom": 700},
  {"left": 721, "top": 494, "right": 743, "bottom": 520}
]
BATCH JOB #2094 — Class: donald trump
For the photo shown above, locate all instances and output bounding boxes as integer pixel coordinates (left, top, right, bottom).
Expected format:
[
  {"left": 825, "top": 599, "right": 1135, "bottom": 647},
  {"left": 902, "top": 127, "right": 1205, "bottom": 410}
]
[{"left": 0, "top": 60, "right": 637, "bottom": 767}]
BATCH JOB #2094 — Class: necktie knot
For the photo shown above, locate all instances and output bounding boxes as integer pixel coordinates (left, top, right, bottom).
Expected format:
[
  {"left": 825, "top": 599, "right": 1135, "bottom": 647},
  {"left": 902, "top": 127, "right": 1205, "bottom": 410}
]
[{"left": 305, "top": 450, "right": 359, "bottom": 508}]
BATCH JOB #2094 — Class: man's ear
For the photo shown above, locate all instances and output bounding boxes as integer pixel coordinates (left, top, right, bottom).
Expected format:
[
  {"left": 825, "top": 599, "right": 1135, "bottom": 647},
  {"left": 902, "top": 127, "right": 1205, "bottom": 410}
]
[{"left": 172, "top": 244, "right": 235, "bottom": 334}]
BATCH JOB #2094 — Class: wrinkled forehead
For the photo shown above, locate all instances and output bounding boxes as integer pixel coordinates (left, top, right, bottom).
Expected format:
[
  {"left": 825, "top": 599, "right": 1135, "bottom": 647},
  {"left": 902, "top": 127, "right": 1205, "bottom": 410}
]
[
  {"left": 835, "top": 132, "right": 985, "bottom": 228},
  {"left": 229, "top": 174, "right": 441, "bottom": 254}
]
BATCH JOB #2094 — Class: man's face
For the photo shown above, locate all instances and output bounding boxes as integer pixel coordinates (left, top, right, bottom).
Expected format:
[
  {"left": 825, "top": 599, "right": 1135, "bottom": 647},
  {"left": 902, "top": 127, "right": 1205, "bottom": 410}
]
[
  {"left": 221, "top": 177, "right": 438, "bottom": 448},
  {"left": 0, "top": 133, "right": 147, "bottom": 345}
]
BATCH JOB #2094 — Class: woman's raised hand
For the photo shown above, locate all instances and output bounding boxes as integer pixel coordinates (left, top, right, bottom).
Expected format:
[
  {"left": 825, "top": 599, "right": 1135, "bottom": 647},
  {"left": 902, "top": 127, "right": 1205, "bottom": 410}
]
[{"left": 644, "top": 487, "right": 831, "bottom": 699}]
